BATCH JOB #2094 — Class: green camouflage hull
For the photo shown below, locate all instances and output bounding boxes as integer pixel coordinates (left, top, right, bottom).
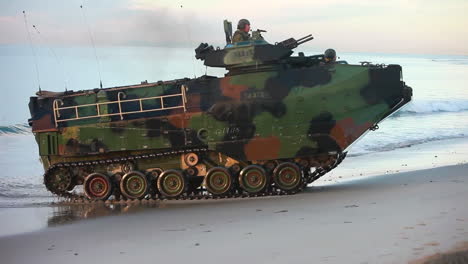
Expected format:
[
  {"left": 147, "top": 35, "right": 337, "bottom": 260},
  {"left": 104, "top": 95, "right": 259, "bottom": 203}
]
[{"left": 28, "top": 61, "right": 412, "bottom": 200}]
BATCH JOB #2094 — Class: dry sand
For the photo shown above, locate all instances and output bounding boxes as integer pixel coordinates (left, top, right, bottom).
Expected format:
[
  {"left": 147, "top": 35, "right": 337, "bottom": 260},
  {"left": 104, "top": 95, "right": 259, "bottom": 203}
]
[{"left": 0, "top": 164, "right": 467, "bottom": 264}]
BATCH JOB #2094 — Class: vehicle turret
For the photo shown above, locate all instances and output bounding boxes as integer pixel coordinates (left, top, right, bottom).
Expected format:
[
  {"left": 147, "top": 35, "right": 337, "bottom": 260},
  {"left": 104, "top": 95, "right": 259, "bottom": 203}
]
[{"left": 195, "top": 29, "right": 314, "bottom": 70}]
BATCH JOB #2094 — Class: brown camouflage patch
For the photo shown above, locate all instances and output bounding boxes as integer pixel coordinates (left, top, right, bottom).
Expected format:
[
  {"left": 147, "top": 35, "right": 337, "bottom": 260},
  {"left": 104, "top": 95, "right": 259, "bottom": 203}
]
[
  {"left": 58, "top": 144, "right": 65, "bottom": 155},
  {"left": 31, "top": 114, "right": 56, "bottom": 132},
  {"left": 330, "top": 118, "right": 372, "bottom": 149},
  {"left": 220, "top": 77, "right": 249, "bottom": 101},
  {"left": 186, "top": 93, "right": 202, "bottom": 112},
  {"left": 167, "top": 114, "right": 187, "bottom": 129},
  {"left": 244, "top": 136, "right": 281, "bottom": 161}
]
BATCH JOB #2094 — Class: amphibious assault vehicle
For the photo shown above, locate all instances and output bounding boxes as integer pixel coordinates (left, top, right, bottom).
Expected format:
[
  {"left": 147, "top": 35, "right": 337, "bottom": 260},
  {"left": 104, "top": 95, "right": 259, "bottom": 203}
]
[{"left": 28, "top": 24, "right": 412, "bottom": 201}]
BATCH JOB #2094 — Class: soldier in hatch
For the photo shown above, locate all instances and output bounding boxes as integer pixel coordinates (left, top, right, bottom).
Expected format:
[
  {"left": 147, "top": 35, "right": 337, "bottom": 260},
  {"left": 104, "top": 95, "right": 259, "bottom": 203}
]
[
  {"left": 324, "top": 49, "right": 337, "bottom": 64},
  {"left": 232, "top": 19, "right": 251, "bottom": 43}
]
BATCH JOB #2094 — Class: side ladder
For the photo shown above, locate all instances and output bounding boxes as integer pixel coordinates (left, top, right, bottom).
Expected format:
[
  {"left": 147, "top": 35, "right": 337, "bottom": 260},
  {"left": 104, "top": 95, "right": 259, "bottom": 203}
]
[{"left": 53, "top": 85, "right": 188, "bottom": 127}]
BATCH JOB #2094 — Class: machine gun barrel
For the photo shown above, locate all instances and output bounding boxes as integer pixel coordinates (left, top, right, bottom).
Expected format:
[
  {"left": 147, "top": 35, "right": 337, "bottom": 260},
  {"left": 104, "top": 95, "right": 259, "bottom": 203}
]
[
  {"left": 296, "top": 34, "right": 313, "bottom": 42},
  {"left": 278, "top": 34, "right": 314, "bottom": 49},
  {"left": 296, "top": 35, "right": 314, "bottom": 45}
]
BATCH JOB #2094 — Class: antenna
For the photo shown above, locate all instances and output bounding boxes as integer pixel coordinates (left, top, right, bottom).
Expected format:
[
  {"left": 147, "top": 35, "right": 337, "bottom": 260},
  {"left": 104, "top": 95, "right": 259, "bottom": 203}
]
[
  {"left": 33, "top": 25, "right": 69, "bottom": 91},
  {"left": 180, "top": 5, "right": 197, "bottom": 78},
  {"left": 80, "top": 2, "right": 103, "bottom": 88},
  {"left": 22, "top": 11, "right": 41, "bottom": 93}
]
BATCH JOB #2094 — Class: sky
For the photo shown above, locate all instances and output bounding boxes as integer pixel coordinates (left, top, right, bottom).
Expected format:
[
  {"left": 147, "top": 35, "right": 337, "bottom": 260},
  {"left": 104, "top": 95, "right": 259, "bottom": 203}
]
[{"left": 0, "top": 0, "right": 467, "bottom": 55}]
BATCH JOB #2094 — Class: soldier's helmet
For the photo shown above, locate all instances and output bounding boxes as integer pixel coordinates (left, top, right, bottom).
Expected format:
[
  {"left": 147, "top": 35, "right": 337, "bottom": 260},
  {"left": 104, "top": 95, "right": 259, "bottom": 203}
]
[
  {"left": 237, "top": 19, "right": 250, "bottom": 29},
  {"left": 324, "top": 49, "right": 337, "bottom": 61},
  {"left": 324, "top": 49, "right": 336, "bottom": 61}
]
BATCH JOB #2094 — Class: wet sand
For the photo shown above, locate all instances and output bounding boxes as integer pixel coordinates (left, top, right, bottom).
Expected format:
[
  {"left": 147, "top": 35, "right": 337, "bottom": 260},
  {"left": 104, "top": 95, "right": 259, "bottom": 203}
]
[
  {"left": 0, "top": 163, "right": 467, "bottom": 264},
  {"left": 410, "top": 242, "right": 468, "bottom": 264}
]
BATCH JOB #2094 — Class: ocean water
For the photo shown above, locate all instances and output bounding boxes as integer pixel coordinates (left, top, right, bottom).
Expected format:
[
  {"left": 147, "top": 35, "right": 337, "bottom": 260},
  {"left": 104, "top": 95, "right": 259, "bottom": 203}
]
[{"left": 0, "top": 45, "right": 468, "bottom": 206}]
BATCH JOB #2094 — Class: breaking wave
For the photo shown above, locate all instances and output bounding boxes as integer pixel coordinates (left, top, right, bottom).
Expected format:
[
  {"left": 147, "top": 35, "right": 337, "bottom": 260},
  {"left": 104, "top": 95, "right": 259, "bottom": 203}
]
[
  {"left": 0, "top": 124, "right": 31, "bottom": 136},
  {"left": 0, "top": 181, "right": 51, "bottom": 200},
  {"left": 349, "top": 133, "right": 467, "bottom": 157},
  {"left": 394, "top": 100, "right": 468, "bottom": 116},
  {"left": 0, "top": 177, "right": 53, "bottom": 204}
]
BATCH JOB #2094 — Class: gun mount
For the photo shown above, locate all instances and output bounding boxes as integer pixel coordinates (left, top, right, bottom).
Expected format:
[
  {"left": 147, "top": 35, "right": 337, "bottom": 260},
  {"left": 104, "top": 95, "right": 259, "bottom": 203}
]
[
  {"left": 278, "top": 34, "right": 314, "bottom": 49},
  {"left": 251, "top": 29, "right": 267, "bottom": 41}
]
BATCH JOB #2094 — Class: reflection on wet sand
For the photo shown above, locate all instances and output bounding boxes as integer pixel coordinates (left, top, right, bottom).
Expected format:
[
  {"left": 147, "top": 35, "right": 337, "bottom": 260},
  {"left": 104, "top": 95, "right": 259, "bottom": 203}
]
[
  {"left": 0, "top": 197, "right": 266, "bottom": 236},
  {"left": 46, "top": 194, "right": 282, "bottom": 227},
  {"left": 44, "top": 180, "right": 384, "bottom": 227},
  {"left": 47, "top": 202, "right": 172, "bottom": 227}
]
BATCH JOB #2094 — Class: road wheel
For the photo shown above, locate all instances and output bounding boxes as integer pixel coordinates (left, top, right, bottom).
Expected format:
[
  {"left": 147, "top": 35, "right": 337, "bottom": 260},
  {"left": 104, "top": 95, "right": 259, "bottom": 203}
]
[
  {"left": 273, "top": 162, "right": 302, "bottom": 192},
  {"left": 239, "top": 165, "right": 267, "bottom": 194},
  {"left": 120, "top": 171, "right": 148, "bottom": 200},
  {"left": 157, "top": 170, "right": 186, "bottom": 198},
  {"left": 84, "top": 173, "right": 113, "bottom": 201},
  {"left": 205, "top": 167, "right": 232, "bottom": 195}
]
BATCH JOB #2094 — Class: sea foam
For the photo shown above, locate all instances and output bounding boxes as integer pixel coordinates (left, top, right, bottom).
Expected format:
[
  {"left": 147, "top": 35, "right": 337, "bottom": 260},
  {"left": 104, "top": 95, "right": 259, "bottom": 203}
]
[
  {"left": 396, "top": 99, "right": 468, "bottom": 116},
  {"left": 0, "top": 124, "right": 31, "bottom": 136}
]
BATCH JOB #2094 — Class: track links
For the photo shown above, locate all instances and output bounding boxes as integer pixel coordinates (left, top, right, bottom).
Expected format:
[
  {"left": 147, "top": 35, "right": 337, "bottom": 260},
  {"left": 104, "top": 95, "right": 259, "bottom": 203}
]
[{"left": 43, "top": 148, "right": 347, "bottom": 203}]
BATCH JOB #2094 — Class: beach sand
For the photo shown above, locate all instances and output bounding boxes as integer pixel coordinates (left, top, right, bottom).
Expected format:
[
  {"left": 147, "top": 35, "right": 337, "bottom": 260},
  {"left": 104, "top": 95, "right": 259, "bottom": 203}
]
[{"left": 0, "top": 162, "right": 467, "bottom": 264}]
